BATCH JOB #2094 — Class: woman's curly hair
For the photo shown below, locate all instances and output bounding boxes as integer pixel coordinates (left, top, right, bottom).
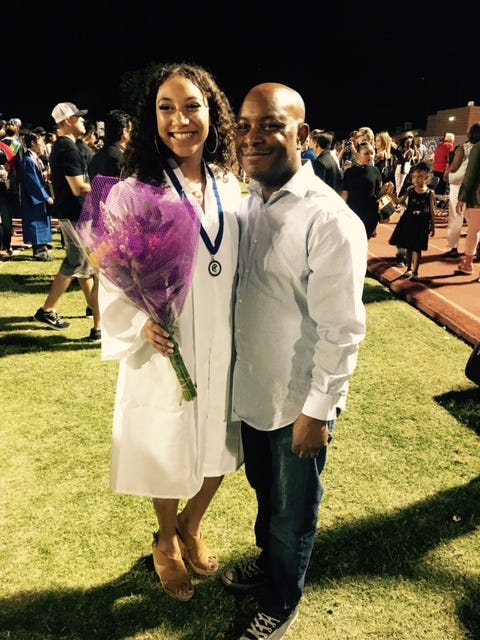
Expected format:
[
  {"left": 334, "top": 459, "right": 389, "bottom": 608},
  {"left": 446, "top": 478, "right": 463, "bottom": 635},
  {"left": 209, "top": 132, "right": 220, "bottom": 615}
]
[{"left": 123, "top": 62, "right": 237, "bottom": 185}]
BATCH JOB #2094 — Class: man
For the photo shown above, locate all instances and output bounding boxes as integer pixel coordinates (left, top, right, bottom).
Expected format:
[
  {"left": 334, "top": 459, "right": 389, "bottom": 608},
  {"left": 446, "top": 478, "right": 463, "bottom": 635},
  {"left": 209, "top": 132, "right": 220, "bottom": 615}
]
[
  {"left": 33, "top": 102, "right": 101, "bottom": 341},
  {"left": 221, "top": 83, "right": 367, "bottom": 640},
  {"left": 88, "top": 109, "right": 132, "bottom": 179},
  {"left": 433, "top": 132, "right": 454, "bottom": 196},
  {"left": 414, "top": 135, "right": 427, "bottom": 162},
  {"left": 311, "top": 129, "right": 343, "bottom": 193}
]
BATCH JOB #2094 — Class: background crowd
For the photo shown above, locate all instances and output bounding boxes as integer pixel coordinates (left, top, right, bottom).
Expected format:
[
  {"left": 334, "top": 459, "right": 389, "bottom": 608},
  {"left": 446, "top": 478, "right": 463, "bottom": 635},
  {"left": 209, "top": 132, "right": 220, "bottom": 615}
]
[{"left": 2, "top": 113, "right": 480, "bottom": 291}]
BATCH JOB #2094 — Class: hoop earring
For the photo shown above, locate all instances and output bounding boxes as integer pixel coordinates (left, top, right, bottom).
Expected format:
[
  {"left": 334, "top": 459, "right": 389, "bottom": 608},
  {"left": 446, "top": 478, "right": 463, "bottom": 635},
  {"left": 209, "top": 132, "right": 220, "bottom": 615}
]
[{"left": 205, "top": 125, "right": 219, "bottom": 155}]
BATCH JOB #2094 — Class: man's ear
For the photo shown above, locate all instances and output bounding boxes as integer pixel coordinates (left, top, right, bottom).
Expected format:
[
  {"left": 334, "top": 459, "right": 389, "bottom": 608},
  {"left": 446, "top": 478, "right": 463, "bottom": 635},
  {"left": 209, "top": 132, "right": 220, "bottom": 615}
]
[{"left": 297, "top": 123, "right": 310, "bottom": 149}]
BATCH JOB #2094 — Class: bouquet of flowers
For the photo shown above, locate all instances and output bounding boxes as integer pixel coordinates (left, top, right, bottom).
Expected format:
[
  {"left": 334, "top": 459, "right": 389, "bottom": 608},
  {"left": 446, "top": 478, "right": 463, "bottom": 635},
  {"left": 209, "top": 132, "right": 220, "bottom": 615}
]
[{"left": 69, "top": 175, "right": 201, "bottom": 401}]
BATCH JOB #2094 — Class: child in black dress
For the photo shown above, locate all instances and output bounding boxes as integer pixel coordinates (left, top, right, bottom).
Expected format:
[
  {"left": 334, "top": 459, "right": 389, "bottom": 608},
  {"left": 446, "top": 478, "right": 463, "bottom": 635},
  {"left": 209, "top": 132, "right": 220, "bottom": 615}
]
[{"left": 389, "top": 162, "right": 436, "bottom": 280}]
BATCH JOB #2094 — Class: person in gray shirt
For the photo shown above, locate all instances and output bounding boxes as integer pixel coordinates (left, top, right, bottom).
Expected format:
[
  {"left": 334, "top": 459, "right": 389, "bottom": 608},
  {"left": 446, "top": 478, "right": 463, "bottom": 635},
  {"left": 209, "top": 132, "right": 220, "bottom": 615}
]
[{"left": 221, "top": 82, "right": 367, "bottom": 640}]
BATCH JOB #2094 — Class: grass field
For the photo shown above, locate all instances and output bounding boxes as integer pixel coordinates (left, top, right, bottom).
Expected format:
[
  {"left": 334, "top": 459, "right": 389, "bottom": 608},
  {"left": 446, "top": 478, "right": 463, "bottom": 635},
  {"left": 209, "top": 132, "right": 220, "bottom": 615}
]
[{"left": 1, "top": 234, "right": 479, "bottom": 639}]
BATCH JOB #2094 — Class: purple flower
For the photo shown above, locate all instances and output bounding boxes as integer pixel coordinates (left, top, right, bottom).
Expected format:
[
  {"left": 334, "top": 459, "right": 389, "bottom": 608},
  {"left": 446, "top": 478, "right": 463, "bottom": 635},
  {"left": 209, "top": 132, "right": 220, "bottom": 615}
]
[{"left": 77, "top": 175, "right": 201, "bottom": 401}]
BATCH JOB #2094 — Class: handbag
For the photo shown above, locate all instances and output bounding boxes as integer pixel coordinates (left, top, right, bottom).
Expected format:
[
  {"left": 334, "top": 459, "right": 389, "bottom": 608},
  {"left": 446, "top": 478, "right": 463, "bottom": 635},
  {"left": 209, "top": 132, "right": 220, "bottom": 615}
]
[
  {"left": 465, "top": 343, "right": 480, "bottom": 386},
  {"left": 377, "top": 194, "right": 396, "bottom": 222}
]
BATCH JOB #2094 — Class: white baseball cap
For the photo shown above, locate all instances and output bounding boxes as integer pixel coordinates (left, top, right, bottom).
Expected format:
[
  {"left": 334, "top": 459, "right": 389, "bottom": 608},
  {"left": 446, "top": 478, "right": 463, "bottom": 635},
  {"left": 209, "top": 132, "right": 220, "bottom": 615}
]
[{"left": 51, "top": 102, "right": 88, "bottom": 124}]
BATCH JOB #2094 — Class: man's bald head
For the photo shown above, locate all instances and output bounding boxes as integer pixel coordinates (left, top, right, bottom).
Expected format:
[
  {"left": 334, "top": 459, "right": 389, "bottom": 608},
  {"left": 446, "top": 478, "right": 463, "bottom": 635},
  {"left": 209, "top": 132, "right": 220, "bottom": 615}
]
[
  {"left": 241, "top": 83, "right": 306, "bottom": 123},
  {"left": 236, "top": 82, "right": 309, "bottom": 198}
]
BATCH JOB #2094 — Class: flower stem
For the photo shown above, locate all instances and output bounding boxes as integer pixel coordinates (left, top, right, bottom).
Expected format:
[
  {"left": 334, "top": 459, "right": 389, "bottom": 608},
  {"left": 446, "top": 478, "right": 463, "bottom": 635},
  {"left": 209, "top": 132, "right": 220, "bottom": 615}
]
[{"left": 166, "top": 326, "right": 197, "bottom": 402}]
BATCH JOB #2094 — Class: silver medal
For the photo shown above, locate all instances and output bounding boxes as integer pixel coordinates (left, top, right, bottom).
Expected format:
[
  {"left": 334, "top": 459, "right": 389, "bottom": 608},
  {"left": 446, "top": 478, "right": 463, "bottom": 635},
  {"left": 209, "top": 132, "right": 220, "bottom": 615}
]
[{"left": 208, "top": 259, "right": 222, "bottom": 276}]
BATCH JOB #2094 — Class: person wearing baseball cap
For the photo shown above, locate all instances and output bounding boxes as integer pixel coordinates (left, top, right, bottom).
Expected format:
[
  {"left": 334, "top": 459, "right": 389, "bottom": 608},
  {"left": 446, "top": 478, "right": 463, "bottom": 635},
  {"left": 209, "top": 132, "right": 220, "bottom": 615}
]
[
  {"left": 51, "top": 102, "right": 88, "bottom": 125},
  {"left": 33, "top": 100, "right": 101, "bottom": 341}
]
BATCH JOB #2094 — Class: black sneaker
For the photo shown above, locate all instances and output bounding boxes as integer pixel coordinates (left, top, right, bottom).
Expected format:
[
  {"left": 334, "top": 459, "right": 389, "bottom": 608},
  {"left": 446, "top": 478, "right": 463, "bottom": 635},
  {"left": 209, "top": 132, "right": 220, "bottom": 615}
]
[
  {"left": 443, "top": 248, "right": 461, "bottom": 259},
  {"left": 238, "top": 609, "right": 298, "bottom": 640},
  {"left": 33, "top": 308, "right": 70, "bottom": 330},
  {"left": 221, "top": 559, "right": 265, "bottom": 591},
  {"left": 87, "top": 328, "right": 101, "bottom": 342},
  {"left": 85, "top": 306, "right": 93, "bottom": 319}
]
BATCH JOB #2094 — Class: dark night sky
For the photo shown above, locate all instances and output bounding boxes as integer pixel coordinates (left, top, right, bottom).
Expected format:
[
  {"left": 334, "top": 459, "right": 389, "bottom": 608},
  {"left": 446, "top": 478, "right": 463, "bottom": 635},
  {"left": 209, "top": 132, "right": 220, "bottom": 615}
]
[{"left": 4, "top": 1, "right": 478, "bottom": 139}]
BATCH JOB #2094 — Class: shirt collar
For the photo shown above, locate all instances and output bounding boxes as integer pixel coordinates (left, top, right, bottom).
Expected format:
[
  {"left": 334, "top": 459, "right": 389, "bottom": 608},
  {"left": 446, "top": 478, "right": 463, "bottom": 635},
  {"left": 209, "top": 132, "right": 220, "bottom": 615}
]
[{"left": 247, "top": 160, "right": 315, "bottom": 203}]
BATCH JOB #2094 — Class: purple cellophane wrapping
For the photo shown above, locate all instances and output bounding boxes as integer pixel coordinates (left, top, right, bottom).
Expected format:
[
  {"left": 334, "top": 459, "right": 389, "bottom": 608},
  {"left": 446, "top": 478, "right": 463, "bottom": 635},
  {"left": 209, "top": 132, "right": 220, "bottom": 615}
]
[{"left": 77, "top": 175, "right": 201, "bottom": 326}]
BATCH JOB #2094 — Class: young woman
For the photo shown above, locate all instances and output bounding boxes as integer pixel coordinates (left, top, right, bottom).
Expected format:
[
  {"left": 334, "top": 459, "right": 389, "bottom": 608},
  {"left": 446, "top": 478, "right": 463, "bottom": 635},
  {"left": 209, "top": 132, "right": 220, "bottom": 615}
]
[
  {"left": 341, "top": 141, "right": 394, "bottom": 239},
  {"left": 374, "top": 130, "right": 395, "bottom": 185},
  {"left": 456, "top": 135, "right": 480, "bottom": 277},
  {"left": 99, "top": 63, "right": 243, "bottom": 601},
  {"left": 444, "top": 124, "right": 480, "bottom": 260}
]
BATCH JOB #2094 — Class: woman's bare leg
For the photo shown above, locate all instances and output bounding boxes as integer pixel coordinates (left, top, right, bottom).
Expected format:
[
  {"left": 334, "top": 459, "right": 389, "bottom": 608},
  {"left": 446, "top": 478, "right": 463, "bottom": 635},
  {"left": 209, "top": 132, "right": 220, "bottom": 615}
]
[
  {"left": 177, "top": 476, "right": 223, "bottom": 575},
  {"left": 179, "top": 476, "right": 223, "bottom": 535},
  {"left": 152, "top": 498, "right": 181, "bottom": 555}
]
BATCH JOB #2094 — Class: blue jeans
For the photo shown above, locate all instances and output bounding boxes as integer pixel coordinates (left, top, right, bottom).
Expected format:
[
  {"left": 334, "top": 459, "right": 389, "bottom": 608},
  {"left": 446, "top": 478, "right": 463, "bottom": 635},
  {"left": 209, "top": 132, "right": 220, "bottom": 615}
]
[{"left": 241, "top": 418, "right": 335, "bottom": 619}]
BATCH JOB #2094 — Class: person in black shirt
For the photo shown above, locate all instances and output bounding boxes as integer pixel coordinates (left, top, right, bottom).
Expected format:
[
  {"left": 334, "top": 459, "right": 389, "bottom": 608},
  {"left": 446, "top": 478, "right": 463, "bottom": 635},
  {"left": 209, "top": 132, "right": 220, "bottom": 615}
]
[
  {"left": 88, "top": 109, "right": 132, "bottom": 179},
  {"left": 341, "top": 141, "right": 395, "bottom": 239},
  {"left": 310, "top": 130, "right": 343, "bottom": 193},
  {"left": 33, "top": 102, "right": 100, "bottom": 340}
]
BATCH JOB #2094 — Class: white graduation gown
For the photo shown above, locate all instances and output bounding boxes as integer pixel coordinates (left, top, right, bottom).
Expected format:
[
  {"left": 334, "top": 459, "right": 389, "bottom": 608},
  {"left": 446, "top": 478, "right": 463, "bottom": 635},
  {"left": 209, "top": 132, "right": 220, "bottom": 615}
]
[{"left": 99, "top": 165, "right": 243, "bottom": 498}]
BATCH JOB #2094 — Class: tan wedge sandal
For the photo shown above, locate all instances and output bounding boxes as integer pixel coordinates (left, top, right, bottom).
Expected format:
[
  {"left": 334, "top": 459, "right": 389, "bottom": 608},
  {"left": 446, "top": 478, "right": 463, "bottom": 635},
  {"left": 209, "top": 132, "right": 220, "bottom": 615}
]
[
  {"left": 152, "top": 531, "right": 194, "bottom": 601},
  {"left": 176, "top": 516, "right": 218, "bottom": 577}
]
